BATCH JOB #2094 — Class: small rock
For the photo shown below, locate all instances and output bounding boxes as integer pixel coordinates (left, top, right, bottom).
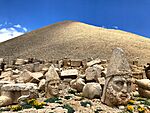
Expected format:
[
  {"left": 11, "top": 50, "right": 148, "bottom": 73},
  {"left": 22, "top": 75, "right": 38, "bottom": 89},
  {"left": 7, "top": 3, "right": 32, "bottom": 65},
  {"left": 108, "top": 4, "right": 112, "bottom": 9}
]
[{"left": 82, "top": 83, "right": 102, "bottom": 99}]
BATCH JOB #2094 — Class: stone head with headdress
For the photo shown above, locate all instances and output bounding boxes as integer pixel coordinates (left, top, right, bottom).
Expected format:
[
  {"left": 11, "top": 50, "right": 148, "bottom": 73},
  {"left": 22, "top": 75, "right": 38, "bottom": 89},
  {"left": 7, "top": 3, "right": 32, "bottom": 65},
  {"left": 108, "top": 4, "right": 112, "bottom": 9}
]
[
  {"left": 45, "top": 64, "right": 60, "bottom": 98},
  {"left": 101, "top": 47, "right": 132, "bottom": 106}
]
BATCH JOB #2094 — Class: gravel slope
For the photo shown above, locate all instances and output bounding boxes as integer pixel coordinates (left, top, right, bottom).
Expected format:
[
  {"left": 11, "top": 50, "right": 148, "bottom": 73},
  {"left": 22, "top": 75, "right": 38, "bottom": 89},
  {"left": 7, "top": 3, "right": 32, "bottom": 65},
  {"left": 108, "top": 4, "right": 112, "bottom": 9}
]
[{"left": 0, "top": 21, "right": 150, "bottom": 64}]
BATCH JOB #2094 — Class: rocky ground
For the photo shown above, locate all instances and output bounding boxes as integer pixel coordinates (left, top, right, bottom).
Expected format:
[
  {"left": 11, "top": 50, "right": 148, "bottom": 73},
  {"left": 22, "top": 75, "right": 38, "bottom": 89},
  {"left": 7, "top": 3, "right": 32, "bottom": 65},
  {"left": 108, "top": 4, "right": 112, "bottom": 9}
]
[{"left": 0, "top": 57, "right": 149, "bottom": 113}]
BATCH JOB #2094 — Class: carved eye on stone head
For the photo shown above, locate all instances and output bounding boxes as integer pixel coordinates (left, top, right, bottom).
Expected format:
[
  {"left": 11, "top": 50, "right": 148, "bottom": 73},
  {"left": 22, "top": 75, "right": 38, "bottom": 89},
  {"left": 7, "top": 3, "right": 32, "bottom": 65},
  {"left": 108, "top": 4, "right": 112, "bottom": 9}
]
[
  {"left": 127, "top": 81, "right": 131, "bottom": 86},
  {"left": 115, "top": 81, "right": 124, "bottom": 86}
]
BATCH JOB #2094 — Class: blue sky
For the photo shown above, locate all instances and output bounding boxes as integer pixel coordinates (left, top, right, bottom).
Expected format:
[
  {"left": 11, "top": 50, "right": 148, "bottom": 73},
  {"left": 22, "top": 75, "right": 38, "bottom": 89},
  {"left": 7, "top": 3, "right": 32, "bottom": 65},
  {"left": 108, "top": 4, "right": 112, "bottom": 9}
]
[{"left": 0, "top": 0, "right": 150, "bottom": 42}]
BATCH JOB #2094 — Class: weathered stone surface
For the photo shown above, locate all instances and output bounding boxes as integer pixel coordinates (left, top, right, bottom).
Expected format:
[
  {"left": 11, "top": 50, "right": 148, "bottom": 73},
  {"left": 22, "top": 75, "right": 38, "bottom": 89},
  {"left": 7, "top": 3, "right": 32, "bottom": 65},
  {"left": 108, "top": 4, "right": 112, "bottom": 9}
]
[
  {"left": 101, "top": 59, "right": 107, "bottom": 64},
  {"left": 135, "top": 79, "right": 150, "bottom": 98},
  {"left": 138, "top": 87, "right": 150, "bottom": 98},
  {"left": 85, "top": 66, "right": 101, "bottom": 81},
  {"left": 1, "top": 83, "right": 37, "bottom": 91},
  {"left": 135, "top": 79, "right": 150, "bottom": 90},
  {"left": 23, "top": 64, "right": 34, "bottom": 72},
  {"left": 101, "top": 48, "right": 132, "bottom": 106},
  {"left": 132, "top": 71, "right": 143, "bottom": 79},
  {"left": 70, "top": 59, "right": 82, "bottom": 67},
  {"left": 0, "top": 83, "right": 37, "bottom": 105},
  {"left": 38, "top": 79, "right": 46, "bottom": 91},
  {"left": 61, "top": 69, "right": 78, "bottom": 78},
  {"left": 0, "top": 71, "right": 13, "bottom": 81},
  {"left": 0, "top": 81, "right": 13, "bottom": 95},
  {"left": 15, "top": 59, "right": 25, "bottom": 65},
  {"left": 97, "top": 77, "right": 105, "bottom": 86},
  {"left": 82, "top": 83, "right": 102, "bottom": 99},
  {"left": 12, "top": 69, "right": 20, "bottom": 75},
  {"left": 62, "top": 58, "right": 71, "bottom": 67},
  {"left": 17, "top": 69, "right": 43, "bottom": 83},
  {"left": 87, "top": 58, "right": 101, "bottom": 67},
  {"left": 70, "top": 78, "right": 85, "bottom": 92},
  {"left": 0, "top": 96, "right": 12, "bottom": 107}
]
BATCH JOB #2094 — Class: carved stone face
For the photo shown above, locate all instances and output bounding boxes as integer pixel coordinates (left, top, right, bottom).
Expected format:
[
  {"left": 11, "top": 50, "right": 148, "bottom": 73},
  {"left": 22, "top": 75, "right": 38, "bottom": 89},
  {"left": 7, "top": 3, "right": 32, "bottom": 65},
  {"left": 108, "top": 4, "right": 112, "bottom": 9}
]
[
  {"left": 105, "top": 75, "right": 131, "bottom": 106},
  {"left": 45, "top": 80, "right": 60, "bottom": 98}
]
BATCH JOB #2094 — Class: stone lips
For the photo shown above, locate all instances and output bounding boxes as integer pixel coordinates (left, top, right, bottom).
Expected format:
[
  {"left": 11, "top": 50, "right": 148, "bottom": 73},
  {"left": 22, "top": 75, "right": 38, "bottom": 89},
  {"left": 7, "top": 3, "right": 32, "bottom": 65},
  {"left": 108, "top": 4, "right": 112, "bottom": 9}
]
[{"left": 0, "top": 21, "right": 150, "bottom": 64}]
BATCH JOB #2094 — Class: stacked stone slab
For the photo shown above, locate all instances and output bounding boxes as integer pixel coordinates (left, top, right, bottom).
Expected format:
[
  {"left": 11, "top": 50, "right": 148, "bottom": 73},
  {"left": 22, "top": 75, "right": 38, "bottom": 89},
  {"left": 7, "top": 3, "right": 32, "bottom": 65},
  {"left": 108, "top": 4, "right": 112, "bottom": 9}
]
[{"left": 0, "top": 83, "right": 37, "bottom": 106}]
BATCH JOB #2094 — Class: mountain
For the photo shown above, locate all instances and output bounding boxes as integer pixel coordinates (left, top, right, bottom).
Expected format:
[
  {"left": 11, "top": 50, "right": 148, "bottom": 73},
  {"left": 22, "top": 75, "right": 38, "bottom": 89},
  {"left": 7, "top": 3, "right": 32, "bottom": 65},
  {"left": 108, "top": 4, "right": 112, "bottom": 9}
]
[{"left": 0, "top": 21, "right": 150, "bottom": 64}]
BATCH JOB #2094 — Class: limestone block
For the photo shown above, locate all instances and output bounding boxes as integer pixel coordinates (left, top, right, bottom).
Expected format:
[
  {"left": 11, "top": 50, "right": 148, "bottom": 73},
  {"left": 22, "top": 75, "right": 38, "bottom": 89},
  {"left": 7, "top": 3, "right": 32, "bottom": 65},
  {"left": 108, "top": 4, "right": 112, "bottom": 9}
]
[
  {"left": 17, "top": 70, "right": 33, "bottom": 83},
  {"left": 0, "top": 71, "right": 13, "bottom": 81},
  {"left": 33, "top": 62, "right": 43, "bottom": 72},
  {"left": 101, "top": 59, "right": 107, "bottom": 64},
  {"left": 15, "top": 59, "right": 25, "bottom": 65},
  {"left": 17, "top": 69, "right": 43, "bottom": 83},
  {"left": 61, "top": 69, "right": 78, "bottom": 78},
  {"left": 70, "top": 59, "right": 82, "bottom": 67},
  {"left": 24, "top": 64, "right": 34, "bottom": 72},
  {"left": 1, "top": 83, "right": 37, "bottom": 91},
  {"left": 0, "top": 71, "right": 13, "bottom": 78},
  {"left": 1, "top": 83, "right": 37, "bottom": 104},
  {"left": 63, "top": 58, "right": 71, "bottom": 67},
  {"left": 87, "top": 58, "right": 101, "bottom": 67},
  {"left": 82, "top": 83, "right": 102, "bottom": 99},
  {"left": 85, "top": 67, "right": 101, "bottom": 81},
  {"left": 0, "top": 81, "right": 13, "bottom": 95}
]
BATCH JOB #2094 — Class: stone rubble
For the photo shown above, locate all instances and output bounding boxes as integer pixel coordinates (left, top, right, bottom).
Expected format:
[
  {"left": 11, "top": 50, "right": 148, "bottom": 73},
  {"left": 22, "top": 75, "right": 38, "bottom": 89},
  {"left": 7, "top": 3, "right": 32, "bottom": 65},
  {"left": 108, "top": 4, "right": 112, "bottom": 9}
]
[{"left": 0, "top": 48, "right": 149, "bottom": 113}]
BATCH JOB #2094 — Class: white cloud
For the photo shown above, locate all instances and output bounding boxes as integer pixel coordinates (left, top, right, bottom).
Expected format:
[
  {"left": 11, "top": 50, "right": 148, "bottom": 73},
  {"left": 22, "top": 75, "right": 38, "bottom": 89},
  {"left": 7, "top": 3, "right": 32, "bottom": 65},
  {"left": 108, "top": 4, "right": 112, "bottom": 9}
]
[
  {"left": 0, "top": 28, "right": 24, "bottom": 42},
  {"left": 0, "top": 23, "right": 28, "bottom": 42},
  {"left": 112, "top": 26, "right": 119, "bottom": 29},
  {"left": 14, "top": 24, "right": 21, "bottom": 28},
  {"left": 23, "top": 27, "right": 27, "bottom": 32}
]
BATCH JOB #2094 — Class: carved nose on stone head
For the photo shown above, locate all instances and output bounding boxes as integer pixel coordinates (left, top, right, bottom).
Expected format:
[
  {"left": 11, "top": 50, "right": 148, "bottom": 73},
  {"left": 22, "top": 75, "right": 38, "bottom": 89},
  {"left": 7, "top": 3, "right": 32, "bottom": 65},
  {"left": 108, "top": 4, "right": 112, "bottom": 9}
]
[{"left": 122, "top": 83, "right": 127, "bottom": 93}]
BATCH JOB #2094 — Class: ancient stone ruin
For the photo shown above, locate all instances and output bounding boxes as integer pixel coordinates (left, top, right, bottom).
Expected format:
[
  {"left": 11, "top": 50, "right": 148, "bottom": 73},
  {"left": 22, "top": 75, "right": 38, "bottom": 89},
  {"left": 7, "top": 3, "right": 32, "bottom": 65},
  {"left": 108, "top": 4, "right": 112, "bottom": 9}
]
[{"left": 0, "top": 48, "right": 149, "bottom": 113}]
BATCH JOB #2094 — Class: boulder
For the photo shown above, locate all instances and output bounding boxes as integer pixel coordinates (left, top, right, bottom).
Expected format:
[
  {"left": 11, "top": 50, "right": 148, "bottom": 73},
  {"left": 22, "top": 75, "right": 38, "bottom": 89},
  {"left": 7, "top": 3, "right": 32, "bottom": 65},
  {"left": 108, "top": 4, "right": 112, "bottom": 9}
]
[
  {"left": 70, "top": 78, "right": 85, "bottom": 92},
  {"left": 82, "top": 83, "right": 102, "bottom": 99},
  {"left": 135, "top": 79, "right": 150, "bottom": 90},
  {"left": 135, "top": 79, "right": 150, "bottom": 98}
]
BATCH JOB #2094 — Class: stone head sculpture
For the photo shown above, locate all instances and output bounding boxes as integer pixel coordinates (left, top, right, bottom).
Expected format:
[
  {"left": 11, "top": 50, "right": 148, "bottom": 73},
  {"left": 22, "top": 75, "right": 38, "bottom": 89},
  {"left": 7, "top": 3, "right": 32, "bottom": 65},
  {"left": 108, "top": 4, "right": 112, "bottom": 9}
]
[
  {"left": 101, "top": 48, "right": 132, "bottom": 106},
  {"left": 45, "top": 65, "right": 60, "bottom": 98}
]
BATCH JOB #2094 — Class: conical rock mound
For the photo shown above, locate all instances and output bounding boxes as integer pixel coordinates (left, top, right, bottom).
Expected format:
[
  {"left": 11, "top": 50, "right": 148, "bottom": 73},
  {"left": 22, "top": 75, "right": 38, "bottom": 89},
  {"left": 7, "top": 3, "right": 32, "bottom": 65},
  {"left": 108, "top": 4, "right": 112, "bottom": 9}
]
[{"left": 0, "top": 21, "right": 150, "bottom": 64}]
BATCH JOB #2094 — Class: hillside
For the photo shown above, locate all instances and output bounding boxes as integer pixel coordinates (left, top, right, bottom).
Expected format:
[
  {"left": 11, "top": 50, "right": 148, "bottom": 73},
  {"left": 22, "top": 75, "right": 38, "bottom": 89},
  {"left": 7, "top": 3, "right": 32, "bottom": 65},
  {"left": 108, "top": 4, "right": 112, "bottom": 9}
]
[{"left": 0, "top": 21, "right": 150, "bottom": 64}]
